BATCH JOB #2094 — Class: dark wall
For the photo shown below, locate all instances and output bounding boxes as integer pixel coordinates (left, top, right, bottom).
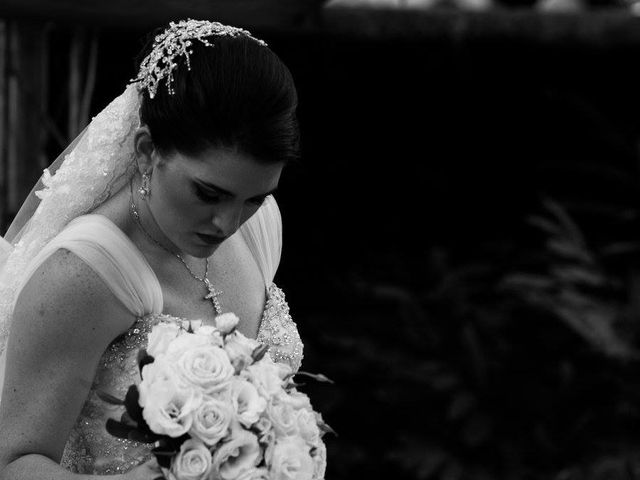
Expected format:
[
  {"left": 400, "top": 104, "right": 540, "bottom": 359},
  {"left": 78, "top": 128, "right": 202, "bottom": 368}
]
[{"left": 268, "top": 31, "right": 640, "bottom": 286}]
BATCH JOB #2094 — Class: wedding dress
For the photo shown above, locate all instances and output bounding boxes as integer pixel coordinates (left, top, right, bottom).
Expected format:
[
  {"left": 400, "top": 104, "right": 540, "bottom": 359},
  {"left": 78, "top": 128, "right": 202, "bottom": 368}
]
[
  {"left": 0, "top": 84, "right": 304, "bottom": 474},
  {"left": 31, "top": 198, "right": 302, "bottom": 474}
]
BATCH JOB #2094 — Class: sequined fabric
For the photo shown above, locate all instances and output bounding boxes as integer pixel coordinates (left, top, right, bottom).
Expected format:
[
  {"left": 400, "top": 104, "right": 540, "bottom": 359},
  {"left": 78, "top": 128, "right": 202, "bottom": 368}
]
[
  {"left": 256, "top": 285, "right": 303, "bottom": 372},
  {"left": 60, "top": 283, "right": 303, "bottom": 474}
]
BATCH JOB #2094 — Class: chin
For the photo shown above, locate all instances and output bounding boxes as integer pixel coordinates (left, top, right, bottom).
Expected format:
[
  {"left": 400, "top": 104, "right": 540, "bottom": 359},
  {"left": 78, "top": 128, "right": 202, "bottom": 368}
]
[{"left": 189, "top": 243, "right": 220, "bottom": 258}]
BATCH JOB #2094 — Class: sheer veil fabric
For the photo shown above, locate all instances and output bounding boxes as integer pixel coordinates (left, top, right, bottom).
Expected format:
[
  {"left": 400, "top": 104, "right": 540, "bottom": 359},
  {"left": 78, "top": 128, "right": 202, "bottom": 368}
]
[{"left": 0, "top": 84, "right": 283, "bottom": 401}]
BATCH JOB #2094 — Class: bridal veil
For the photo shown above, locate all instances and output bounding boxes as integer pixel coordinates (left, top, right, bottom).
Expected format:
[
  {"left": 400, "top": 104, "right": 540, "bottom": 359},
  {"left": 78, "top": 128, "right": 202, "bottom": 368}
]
[{"left": 0, "top": 83, "right": 283, "bottom": 401}]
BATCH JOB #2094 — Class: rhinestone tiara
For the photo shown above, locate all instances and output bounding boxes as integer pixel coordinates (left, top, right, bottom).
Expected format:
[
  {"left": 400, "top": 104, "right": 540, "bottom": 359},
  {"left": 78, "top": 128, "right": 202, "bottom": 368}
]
[{"left": 131, "top": 19, "right": 267, "bottom": 99}]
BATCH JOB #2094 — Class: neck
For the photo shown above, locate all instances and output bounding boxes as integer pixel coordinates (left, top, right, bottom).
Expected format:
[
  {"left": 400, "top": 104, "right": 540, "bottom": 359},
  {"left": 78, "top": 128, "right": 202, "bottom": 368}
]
[{"left": 129, "top": 176, "right": 184, "bottom": 259}]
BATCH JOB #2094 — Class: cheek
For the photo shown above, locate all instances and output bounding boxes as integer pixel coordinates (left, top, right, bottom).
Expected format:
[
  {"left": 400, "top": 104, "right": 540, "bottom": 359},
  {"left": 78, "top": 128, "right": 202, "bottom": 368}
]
[{"left": 153, "top": 176, "right": 205, "bottom": 230}]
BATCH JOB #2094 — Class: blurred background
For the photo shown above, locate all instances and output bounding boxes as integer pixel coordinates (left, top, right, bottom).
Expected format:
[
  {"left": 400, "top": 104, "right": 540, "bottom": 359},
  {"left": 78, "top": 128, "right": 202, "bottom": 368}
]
[{"left": 3, "top": 0, "right": 640, "bottom": 478}]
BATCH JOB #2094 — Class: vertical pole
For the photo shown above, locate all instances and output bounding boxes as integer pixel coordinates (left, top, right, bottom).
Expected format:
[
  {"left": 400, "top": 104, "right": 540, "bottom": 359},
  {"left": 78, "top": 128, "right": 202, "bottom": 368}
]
[
  {"left": 68, "top": 28, "right": 81, "bottom": 140},
  {"left": 0, "top": 20, "right": 6, "bottom": 232},
  {"left": 80, "top": 30, "right": 98, "bottom": 131},
  {"left": 7, "top": 21, "right": 19, "bottom": 218},
  {"left": 38, "top": 24, "right": 50, "bottom": 171},
  {"left": 7, "top": 21, "right": 46, "bottom": 217}
]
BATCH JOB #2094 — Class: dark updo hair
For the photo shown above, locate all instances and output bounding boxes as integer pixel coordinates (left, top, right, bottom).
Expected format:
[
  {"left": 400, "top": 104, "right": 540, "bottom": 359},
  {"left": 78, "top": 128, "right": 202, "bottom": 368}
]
[{"left": 135, "top": 28, "right": 300, "bottom": 164}]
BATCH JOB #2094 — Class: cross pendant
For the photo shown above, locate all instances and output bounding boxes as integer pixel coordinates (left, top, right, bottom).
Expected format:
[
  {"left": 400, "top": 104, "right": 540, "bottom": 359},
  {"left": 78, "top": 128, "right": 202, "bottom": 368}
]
[{"left": 203, "top": 278, "right": 223, "bottom": 315}]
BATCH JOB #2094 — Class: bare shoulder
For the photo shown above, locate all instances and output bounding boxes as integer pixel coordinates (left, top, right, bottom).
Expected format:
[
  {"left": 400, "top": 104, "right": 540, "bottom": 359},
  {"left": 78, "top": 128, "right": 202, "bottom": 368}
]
[
  {"left": 0, "top": 248, "right": 136, "bottom": 466},
  {"left": 13, "top": 248, "right": 134, "bottom": 343}
]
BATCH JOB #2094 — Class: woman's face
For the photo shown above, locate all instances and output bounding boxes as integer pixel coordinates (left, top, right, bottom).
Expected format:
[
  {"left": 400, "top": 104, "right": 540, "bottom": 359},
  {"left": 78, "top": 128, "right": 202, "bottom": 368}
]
[{"left": 145, "top": 145, "right": 284, "bottom": 258}]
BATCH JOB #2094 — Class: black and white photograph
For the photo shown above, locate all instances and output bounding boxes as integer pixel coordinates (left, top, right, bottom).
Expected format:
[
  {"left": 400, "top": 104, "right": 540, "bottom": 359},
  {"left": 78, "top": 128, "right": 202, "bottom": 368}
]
[{"left": 2, "top": 1, "right": 640, "bottom": 480}]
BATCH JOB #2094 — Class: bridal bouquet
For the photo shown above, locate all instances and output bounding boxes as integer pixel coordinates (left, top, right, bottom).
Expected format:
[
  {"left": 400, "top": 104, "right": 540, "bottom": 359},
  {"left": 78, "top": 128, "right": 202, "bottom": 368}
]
[{"left": 101, "top": 313, "right": 331, "bottom": 480}]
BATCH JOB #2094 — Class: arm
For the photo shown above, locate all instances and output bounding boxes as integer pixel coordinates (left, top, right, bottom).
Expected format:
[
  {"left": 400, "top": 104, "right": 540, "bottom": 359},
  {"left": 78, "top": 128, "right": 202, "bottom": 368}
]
[{"left": 0, "top": 249, "right": 155, "bottom": 480}]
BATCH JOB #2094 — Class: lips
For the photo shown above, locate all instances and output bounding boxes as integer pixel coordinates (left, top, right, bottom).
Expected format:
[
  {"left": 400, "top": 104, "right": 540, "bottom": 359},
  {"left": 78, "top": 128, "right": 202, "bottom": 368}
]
[{"left": 196, "top": 233, "right": 225, "bottom": 245}]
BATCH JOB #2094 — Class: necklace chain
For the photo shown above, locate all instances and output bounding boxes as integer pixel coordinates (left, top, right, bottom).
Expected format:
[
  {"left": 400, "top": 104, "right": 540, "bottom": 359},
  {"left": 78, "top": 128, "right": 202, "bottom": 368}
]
[{"left": 128, "top": 180, "right": 223, "bottom": 315}]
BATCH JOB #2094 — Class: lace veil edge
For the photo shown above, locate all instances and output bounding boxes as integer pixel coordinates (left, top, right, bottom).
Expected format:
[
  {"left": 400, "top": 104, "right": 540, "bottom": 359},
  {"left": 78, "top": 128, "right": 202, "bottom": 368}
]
[{"left": 0, "top": 85, "right": 141, "bottom": 367}]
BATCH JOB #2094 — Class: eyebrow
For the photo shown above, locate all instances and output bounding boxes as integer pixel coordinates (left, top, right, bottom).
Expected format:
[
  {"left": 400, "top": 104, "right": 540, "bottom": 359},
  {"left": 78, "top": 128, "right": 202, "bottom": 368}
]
[{"left": 195, "top": 179, "right": 278, "bottom": 199}]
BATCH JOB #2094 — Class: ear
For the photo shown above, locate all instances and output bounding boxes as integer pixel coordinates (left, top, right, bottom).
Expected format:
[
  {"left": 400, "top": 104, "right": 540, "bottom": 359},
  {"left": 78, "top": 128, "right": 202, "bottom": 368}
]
[{"left": 133, "top": 126, "right": 158, "bottom": 174}]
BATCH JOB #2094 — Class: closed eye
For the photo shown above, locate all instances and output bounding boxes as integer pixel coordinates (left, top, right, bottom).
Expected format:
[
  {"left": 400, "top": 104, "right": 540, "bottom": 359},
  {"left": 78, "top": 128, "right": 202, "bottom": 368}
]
[{"left": 194, "top": 185, "right": 221, "bottom": 204}]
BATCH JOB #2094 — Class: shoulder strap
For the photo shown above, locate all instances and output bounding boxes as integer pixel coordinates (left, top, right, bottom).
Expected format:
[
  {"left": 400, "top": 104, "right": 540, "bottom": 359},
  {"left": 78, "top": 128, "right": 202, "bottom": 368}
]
[
  {"left": 238, "top": 195, "right": 282, "bottom": 287},
  {"left": 18, "top": 215, "right": 163, "bottom": 317}
]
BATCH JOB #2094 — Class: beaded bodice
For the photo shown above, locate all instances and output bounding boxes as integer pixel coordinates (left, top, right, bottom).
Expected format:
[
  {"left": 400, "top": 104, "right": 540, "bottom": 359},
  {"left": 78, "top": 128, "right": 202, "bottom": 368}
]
[{"left": 60, "top": 283, "right": 303, "bottom": 474}]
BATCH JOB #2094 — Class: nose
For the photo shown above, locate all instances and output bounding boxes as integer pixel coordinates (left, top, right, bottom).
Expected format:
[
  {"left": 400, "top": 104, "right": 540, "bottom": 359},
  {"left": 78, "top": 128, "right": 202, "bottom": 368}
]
[{"left": 211, "top": 205, "right": 243, "bottom": 237}]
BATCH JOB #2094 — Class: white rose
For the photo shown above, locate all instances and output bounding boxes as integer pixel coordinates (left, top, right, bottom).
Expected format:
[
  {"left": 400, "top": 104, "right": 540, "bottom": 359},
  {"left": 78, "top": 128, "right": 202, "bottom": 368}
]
[
  {"left": 284, "top": 390, "right": 312, "bottom": 412},
  {"left": 138, "top": 358, "right": 202, "bottom": 437},
  {"left": 224, "top": 331, "right": 260, "bottom": 372},
  {"left": 181, "top": 319, "right": 203, "bottom": 332},
  {"left": 193, "top": 325, "right": 224, "bottom": 347},
  {"left": 170, "top": 438, "right": 213, "bottom": 480},
  {"left": 310, "top": 440, "right": 327, "bottom": 480},
  {"left": 189, "top": 395, "right": 233, "bottom": 447},
  {"left": 253, "top": 416, "right": 274, "bottom": 444},
  {"left": 266, "top": 395, "right": 299, "bottom": 438},
  {"left": 147, "top": 322, "right": 182, "bottom": 357},
  {"left": 244, "top": 356, "right": 285, "bottom": 398},
  {"left": 230, "top": 378, "right": 267, "bottom": 428},
  {"left": 215, "top": 312, "right": 240, "bottom": 334},
  {"left": 266, "top": 436, "right": 314, "bottom": 480},
  {"left": 172, "top": 343, "right": 234, "bottom": 395},
  {"left": 261, "top": 353, "right": 294, "bottom": 380},
  {"left": 211, "top": 428, "right": 262, "bottom": 480},
  {"left": 295, "top": 408, "right": 320, "bottom": 446},
  {"left": 273, "top": 358, "right": 293, "bottom": 380},
  {"left": 312, "top": 412, "right": 331, "bottom": 438},
  {"left": 236, "top": 467, "right": 270, "bottom": 480},
  {"left": 165, "top": 331, "right": 212, "bottom": 356}
]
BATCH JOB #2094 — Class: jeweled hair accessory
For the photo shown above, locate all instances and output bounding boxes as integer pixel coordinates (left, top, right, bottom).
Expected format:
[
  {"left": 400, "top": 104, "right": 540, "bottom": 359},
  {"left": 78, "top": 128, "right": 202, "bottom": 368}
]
[{"left": 131, "top": 19, "right": 267, "bottom": 99}]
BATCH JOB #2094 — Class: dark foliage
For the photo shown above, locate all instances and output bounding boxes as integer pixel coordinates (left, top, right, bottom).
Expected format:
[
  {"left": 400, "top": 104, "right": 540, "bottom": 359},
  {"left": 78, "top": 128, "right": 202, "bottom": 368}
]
[{"left": 297, "top": 182, "right": 640, "bottom": 479}]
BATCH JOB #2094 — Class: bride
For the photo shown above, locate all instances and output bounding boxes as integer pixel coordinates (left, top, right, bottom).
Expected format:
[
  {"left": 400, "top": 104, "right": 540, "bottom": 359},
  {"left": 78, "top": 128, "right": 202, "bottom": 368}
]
[{"left": 0, "top": 19, "right": 304, "bottom": 479}]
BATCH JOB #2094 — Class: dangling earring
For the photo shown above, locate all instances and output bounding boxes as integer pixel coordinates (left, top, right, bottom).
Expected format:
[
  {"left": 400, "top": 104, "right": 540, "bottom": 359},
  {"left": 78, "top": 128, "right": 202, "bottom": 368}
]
[{"left": 138, "top": 171, "right": 152, "bottom": 199}]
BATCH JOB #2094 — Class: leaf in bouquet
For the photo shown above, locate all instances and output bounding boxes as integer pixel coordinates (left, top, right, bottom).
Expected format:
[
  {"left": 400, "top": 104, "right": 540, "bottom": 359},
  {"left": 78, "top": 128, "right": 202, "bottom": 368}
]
[
  {"left": 318, "top": 420, "right": 338, "bottom": 437},
  {"left": 286, "top": 381, "right": 307, "bottom": 389},
  {"left": 137, "top": 349, "right": 155, "bottom": 376},
  {"left": 152, "top": 447, "right": 174, "bottom": 469},
  {"left": 151, "top": 448, "right": 177, "bottom": 457},
  {"left": 96, "top": 389, "right": 125, "bottom": 405},
  {"left": 152, "top": 438, "right": 177, "bottom": 451},
  {"left": 251, "top": 344, "right": 269, "bottom": 362},
  {"left": 106, "top": 418, "right": 137, "bottom": 440},
  {"left": 295, "top": 371, "right": 335, "bottom": 384},
  {"left": 128, "top": 429, "right": 163, "bottom": 443},
  {"left": 120, "top": 411, "right": 138, "bottom": 427},
  {"left": 124, "top": 385, "right": 146, "bottom": 426},
  {"left": 152, "top": 436, "right": 189, "bottom": 458}
]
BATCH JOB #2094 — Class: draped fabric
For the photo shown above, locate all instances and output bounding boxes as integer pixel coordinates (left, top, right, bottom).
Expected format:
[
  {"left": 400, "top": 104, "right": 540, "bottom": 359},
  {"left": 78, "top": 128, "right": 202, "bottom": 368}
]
[
  {"left": 238, "top": 195, "right": 282, "bottom": 287},
  {"left": 15, "top": 194, "right": 281, "bottom": 319},
  {"left": 17, "top": 215, "right": 163, "bottom": 318},
  {"left": 0, "top": 194, "right": 290, "bottom": 402}
]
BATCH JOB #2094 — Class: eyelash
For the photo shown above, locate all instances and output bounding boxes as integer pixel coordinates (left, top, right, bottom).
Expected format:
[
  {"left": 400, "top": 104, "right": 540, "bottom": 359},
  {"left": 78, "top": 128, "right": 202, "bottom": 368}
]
[
  {"left": 194, "top": 186, "right": 220, "bottom": 204},
  {"left": 194, "top": 186, "right": 267, "bottom": 206}
]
